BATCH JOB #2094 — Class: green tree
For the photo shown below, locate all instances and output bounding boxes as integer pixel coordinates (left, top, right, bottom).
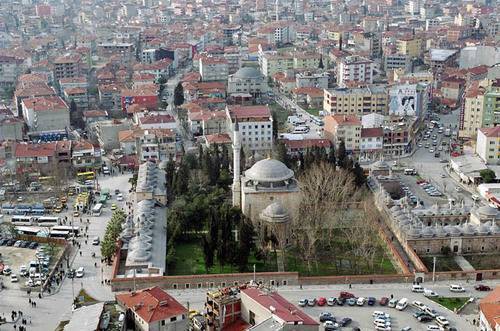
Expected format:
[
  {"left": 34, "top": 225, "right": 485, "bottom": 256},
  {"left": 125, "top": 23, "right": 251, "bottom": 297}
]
[
  {"left": 274, "top": 142, "right": 290, "bottom": 168},
  {"left": 318, "top": 55, "right": 324, "bottom": 69},
  {"left": 165, "top": 160, "right": 175, "bottom": 195},
  {"left": 336, "top": 140, "right": 347, "bottom": 169},
  {"left": 352, "top": 162, "right": 366, "bottom": 187},
  {"left": 173, "top": 162, "right": 189, "bottom": 195},
  {"left": 327, "top": 147, "right": 336, "bottom": 170},
  {"left": 236, "top": 218, "right": 255, "bottom": 272},
  {"left": 173, "top": 82, "right": 185, "bottom": 107},
  {"left": 100, "top": 210, "right": 126, "bottom": 263},
  {"left": 69, "top": 99, "right": 84, "bottom": 129},
  {"left": 480, "top": 169, "right": 496, "bottom": 183},
  {"left": 272, "top": 111, "right": 279, "bottom": 139}
]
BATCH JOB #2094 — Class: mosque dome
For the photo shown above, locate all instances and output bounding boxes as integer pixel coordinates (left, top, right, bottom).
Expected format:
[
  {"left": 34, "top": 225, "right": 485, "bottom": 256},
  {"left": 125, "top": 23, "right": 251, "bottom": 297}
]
[
  {"left": 245, "top": 158, "right": 294, "bottom": 182},
  {"left": 260, "top": 201, "right": 290, "bottom": 224},
  {"left": 421, "top": 227, "right": 435, "bottom": 237},
  {"left": 477, "top": 205, "right": 498, "bottom": 218}
]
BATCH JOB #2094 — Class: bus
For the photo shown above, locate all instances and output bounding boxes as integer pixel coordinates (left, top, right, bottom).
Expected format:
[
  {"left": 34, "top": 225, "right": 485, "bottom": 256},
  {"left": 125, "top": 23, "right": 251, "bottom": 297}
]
[
  {"left": 76, "top": 171, "right": 95, "bottom": 183},
  {"left": 49, "top": 230, "right": 70, "bottom": 239},
  {"left": 15, "top": 226, "right": 41, "bottom": 236},
  {"left": 35, "top": 216, "right": 60, "bottom": 227},
  {"left": 52, "top": 225, "right": 80, "bottom": 237},
  {"left": 11, "top": 216, "right": 33, "bottom": 226},
  {"left": 92, "top": 203, "right": 103, "bottom": 217}
]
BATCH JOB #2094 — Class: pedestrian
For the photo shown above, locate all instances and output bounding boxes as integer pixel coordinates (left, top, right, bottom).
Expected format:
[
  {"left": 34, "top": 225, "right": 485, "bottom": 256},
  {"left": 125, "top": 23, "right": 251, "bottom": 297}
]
[
  {"left": 29, "top": 317, "right": 31, "bottom": 324},
  {"left": 79, "top": 251, "right": 82, "bottom": 256},
  {"left": 33, "top": 302, "right": 36, "bottom": 308},
  {"left": 349, "top": 284, "right": 352, "bottom": 289},
  {"left": 390, "top": 294, "right": 394, "bottom": 299},
  {"left": 28, "top": 298, "right": 31, "bottom": 304},
  {"left": 13, "top": 324, "right": 16, "bottom": 330}
]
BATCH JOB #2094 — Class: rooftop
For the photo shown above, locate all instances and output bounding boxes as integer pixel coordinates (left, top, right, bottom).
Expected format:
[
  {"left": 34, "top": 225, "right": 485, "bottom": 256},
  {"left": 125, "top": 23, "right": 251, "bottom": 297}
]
[
  {"left": 227, "top": 105, "right": 271, "bottom": 121},
  {"left": 429, "top": 48, "right": 458, "bottom": 62},
  {"left": 116, "top": 287, "right": 187, "bottom": 324}
]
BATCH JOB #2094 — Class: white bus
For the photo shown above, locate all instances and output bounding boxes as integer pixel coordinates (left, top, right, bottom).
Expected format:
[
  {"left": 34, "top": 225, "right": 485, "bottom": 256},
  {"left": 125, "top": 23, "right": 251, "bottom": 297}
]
[
  {"left": 52, "top": 225, "right": 80, "bottom": 237},
  {"left": 292, "top": 126, "right": 310, "bottom": 134},
  {"left": 49, "top": 230, "right": 70, "bottom": 239},
  {"left": 35, "top": 216, "right": 60, "bottom": 227},
  {"left": 11, "top": 216, "right": 33, "bottom": 226},
  {"left": 15, "top": 226, "right": 41, "bottom": 236},
  {"left": 92, "top": 203, "right": 103, "bottom": 217}
]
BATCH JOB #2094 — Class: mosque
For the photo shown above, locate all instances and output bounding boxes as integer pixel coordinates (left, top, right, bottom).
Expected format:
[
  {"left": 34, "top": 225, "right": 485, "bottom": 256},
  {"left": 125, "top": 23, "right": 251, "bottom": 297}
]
[{"left": 231, "top": 122, "right": 299, "bottom": 234}]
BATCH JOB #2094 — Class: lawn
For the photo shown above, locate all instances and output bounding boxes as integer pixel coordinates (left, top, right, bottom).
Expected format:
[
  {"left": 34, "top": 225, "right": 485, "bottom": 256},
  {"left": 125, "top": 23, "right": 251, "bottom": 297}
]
[
  {"left": 168, "top": 240, "right": 278, "bottom": 275},
  {"left": 430, "top": 297, "right": 469, "bottom": 311},
  {"left": 421, "top": 256, "right": 461, "bottom": 271},
  {"left": 465, "top": 255, "right": 500, "bottom": 270}
]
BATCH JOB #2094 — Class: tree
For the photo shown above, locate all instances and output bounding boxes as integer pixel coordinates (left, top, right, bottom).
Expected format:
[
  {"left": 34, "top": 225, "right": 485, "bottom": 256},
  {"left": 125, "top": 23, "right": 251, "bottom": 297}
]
[
  {"left": 173, "top": 82, "right": 185, "bottom": 107},
  {"left": 236, "top": 218, "right": 255, "bottom": 272},
  {"left": 165, "top": 160, "right": 176, "bottom": 195},
  {"left": 480, "top": 169, "right": 496, "bottom": 183},
  {"left": 274, "top": 142, "right": 290, "bottom": 168},
  {"left": 272, "top": 111, "right": 279, "bottom": 139},
  {"left": 173, "top": 162, "right": 189, "bottom": 195},
  {"left": 69, "top": 99, "right": 84, "bottom": 129},
  {"left": 352, "top": 162, "right": 366, "bottom": 187},
  {"left": 100, "top": 210, "right": 126, "bottom": 263},
  {"left": 318, "top": 56, "right": 324, "bottom": 69},
  {"left": 327, "top": 147, "right": 336, "bottom": 170},
  {"left": 290, "top": 162, "right": 360, "bottom": 272},
  {"left": 336, "top": 140, "right": 347, "bottom": 169}
]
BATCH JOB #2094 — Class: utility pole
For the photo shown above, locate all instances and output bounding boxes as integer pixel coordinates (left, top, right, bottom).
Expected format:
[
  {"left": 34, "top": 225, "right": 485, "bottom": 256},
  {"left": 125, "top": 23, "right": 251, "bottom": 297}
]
[
  {"left": 253, "top": 264, "right": 256, "bottom": 284},
  {"left": 432, "top": 256, "right": 436, "bottom": 283}
]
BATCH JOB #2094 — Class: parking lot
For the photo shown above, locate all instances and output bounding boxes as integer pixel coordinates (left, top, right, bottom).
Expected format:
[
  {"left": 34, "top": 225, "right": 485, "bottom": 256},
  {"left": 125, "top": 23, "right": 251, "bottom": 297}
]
[{"left": 0, "top": 245, "right": 37, "bottom": 287}]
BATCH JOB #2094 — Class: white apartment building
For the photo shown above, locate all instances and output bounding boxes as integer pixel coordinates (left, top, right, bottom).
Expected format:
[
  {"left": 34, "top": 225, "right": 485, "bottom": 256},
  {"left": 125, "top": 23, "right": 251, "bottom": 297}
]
[
  {"left": 337, "top": 55, "right": 374, "bottom": 87},
  {"left": 477, "top": 127, "right": 500, "bottom": 165},
  {"left": 21, "top": 96, "right": 70, "bottom": 133},
  {"left": 199, "top": 57, "right": 229, "bottom": 81},
  {"left": 296, "top": 72, "right": 329, "bottom": 89},
  {"left": 226, "top": 105, "right": 273, "bottom": 154}
]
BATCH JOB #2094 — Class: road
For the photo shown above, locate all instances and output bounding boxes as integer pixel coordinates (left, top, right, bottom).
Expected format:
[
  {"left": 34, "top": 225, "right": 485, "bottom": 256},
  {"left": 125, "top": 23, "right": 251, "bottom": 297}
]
[{"left": 0, "top": 173, "right": 131, "bottom": 331}]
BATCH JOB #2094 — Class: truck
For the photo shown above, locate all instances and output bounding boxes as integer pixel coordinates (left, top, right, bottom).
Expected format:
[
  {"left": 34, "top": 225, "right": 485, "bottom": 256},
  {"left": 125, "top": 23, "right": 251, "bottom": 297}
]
[{"left": 444, "top": 128, "right": 451, "bottom": 137}]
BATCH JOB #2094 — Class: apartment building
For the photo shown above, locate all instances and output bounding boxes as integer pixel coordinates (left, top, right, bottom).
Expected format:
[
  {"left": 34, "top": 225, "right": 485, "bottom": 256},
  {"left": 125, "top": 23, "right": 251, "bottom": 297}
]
[
  {"left": 21, "top": 96, "right": 70, "bottom": 133},
  {"left": 296, "top": 72, "right": 329, "bottom": 89},
  {"left": 360, "top": 127, "right": 384, "bottom": 160},
  {"left": 53, "top": 53, "right": 82, "bottom": 80},
  {"left": 476, "top": 127, "right": 500, "bottom": 165},
  {"left": 72, "top": 140, "right": 98, "bottom": 170},
  {"left": 323, "top": 86, "right": 388, "bottom": 115},
  {"left": 384, "top": 53, "right": 411, "bottom": 73},
  {"left": 259, "top": 52, "right": 294, "bottom": 77},
  {"left": 293, "top": 53, "right": 321, "bottom": 70},
  {"left": 396, "top": 36, "right": 422, "bottom": 58},
  {"left": 337, "top": 55, "right": 374, "bottom": 87},
  {"left": 324, "top": 115, "right": 362, "bottom": 152},
  {"left": 199, "top": 56, "right": 229, "bottom": 81},
  {"left": 226, "top": 105, "right": 273, "bottom": 154},
  {"left": 460, "top": 85, "right": 486, "bottom": 139}
]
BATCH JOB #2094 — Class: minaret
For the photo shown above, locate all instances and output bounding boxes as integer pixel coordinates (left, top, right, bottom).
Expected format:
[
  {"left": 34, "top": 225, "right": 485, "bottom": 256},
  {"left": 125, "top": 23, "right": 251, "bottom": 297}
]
[
  {"left": 232, "top": 121, "right": 242, "bottom": 207},
  {"left": 275, "top": 0, "right": 279, "bottom": 21}
]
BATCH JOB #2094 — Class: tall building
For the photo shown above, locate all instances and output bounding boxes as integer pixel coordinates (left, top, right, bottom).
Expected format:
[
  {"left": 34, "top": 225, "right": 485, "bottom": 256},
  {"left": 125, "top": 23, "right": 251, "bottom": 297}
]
[
  {"left": 324, "top": 114, "right": 362, "bottom": 152},
  {"left": 226, "top": 105, "right": 273, "bottom": 154},
  {"left": 337, "top": 55, "right": 374, "bottom": 87},
  {"left": 476, "top": 127, "right": 500, "bottom": 165},
  {"left": 323, "top": 86, "right": 388, "bottom": 115},
  {"left": 54, "top": 53, "right": 82, "bottom": 80}
]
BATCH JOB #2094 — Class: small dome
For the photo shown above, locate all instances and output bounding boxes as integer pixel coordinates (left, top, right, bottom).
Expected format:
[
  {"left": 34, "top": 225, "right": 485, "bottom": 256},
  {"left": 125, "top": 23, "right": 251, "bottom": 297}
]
[
  {"left": 233, "top": 67, "right": 262, "bottom": 79},
  {"left": 462, "top": 223, "right": 476, "bottom": 235},
  {"left": 449, "top": 226, "right": 462, "bottom": 236},
  {"left": 490, "top": 222, "right": 500, "bottom": 234},
  {"left": 407, "top": 227, "right": 421, "bottom": 238},
  {"left": 477, "top": 223, "right": 490, "bottom": 235},
  {"left": 434, "top": 226, "right": 446, "bottom": 237},
  {"left": 245, "top": 158, "right": 294, "bottom": 182},
  {"left": 262, "top": 202, "right": 288, "bottom": 218},
  {"left": 477, "top": 205, "right": 498, "bottom": 217},
  {"left": 422, "top": 227, "right": 435, "bottom": 237}
]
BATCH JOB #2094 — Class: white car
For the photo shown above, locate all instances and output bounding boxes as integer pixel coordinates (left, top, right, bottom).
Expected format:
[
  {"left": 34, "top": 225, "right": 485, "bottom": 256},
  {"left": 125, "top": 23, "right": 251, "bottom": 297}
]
[
  {"left": 426, "top": 325, "right": 440, "bottom": 331},
  {"left": 2, "top": 266, "right": 11, "bottom": 276},
  {"left": 424, "top": 289, "right": 438, "bottom": 297},
  {"left": 298, "top": 299, "right": 307, "bottom": 307},
  {"left": 356, "top": 297, "right": 366, "bottom": 306},
  {"left": 436, "top": 316, "right": 450, "bottom": 327},
  {"left": 323, "top": 321, "right": 338, "bottom": 329},
  {"left": 10, "top": 274, "right": 18, "bottom": 283},
  {"left": 117, "top": 193, "right": 124, "bottom": 201},
  {"left": 76, "top": 267, "right": 85, "bottom": 278},
  {"left": 412, "top": 301, "right": 426, "bottom": 310},
  {"left": 372, "top": 311, "right": 390, "bottom": 319},
  {"left": 376, "top": 326, "right": 392, "bottom": 331},
  {"left": 429, "top": 148, "right": 435, "bottom": 153},
  {"left": 374, "top": 319, "right": 391, "bottom": 327},
  {"left": 19, "top": 265, "right": 27, "bottom": 277},
  {"left": 449, "top": 284, "right": 465, "bottom": 292},
  {"left": 327, "top": 297, "right": 336, "bottom": 306},
  {"left": 411, "top": 284, "right": 424, "bottom": 293}
]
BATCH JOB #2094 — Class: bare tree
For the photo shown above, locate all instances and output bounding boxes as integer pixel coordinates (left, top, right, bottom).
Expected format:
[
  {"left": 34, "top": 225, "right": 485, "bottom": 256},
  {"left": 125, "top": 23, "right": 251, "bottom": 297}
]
[{"left": 290, "top": 162, "right": 359, "bottom": 272}]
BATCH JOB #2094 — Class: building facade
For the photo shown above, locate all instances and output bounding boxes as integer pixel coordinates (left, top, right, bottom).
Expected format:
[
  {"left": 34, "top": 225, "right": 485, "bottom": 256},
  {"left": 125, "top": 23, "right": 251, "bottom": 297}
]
[{"left": 323, "top": 86, "right": 387, "bottom": 115}]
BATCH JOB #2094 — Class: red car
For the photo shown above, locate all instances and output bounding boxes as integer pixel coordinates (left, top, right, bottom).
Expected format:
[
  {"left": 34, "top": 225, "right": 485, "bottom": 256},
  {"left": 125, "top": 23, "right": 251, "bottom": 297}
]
[
  {"left": 317, "top": 297, "right": 327, "bottom": 306},
  {"left": 379, "top": 297, "right": 389, "bottom": 306},
  {"left": 475, "top": 285, "right": 491, "bottom": 291},
  {"left": 339, "top": 291, "right": 355, "bottom": 299}
]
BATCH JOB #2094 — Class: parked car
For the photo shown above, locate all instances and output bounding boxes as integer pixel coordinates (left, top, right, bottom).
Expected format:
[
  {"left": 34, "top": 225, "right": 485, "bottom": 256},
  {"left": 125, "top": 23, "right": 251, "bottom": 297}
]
[
  {"left": 28, "top": 242, "right": 38, "bottom": 249},
  {"left": 379, "top": 297, "right": 389, "bottom": 306},
  {"left": 92, "top": 237, "right": 100, "bottom": 245},
  {"left": 449, "top": 284, "right": 465, "bottom": 292},
  {"left": 307, "top": 298, "right": 316, "bottom": 306},
  {"left": 319, "top": 312, "right": 335, "bottom": 322},
  {"left": 76, "top": 267, "right": 85, "bottom": 278},
  {"left": 388, "top": 298, "right": 398, "bottom": 308},
  {"left": 368, "top": 297, "right": 376, "bottom": 305},
  {"left": 338, "top": 317, "right": 352, "bottom": 327},
  {"left": 298, "top": 299, "right": 307, "bottom": 307},
  {"left": 346, "top": 298, "right": 356, "bottom": 306},
  {"left": 3, "top": 266, "right": 12, "bottom": 275},
  {"left": 339, "top": 291, "right": 355, "bottom": 299},
  {"left": 424, "top": 289, "right": 438, "bottom": 297},
  {"left": 436, "top": 316, "right": 449, "bottom": 328},
  {"left": 117, "top": 193, "right": 124, "bottom": 201},
  {"left": 356, "top": 297, "right": 366, "bottom": 306},
  {"left": 10, "top": 274, "right": 18, "bottom": 283},
  {"left": 323, "top": 320, "right": 338, "bottom": 331},
  {"left": 418, "top": 315, "right": 433, "bottom": 322},
  {"left": 373, "top": 311, "right": 390, "bottom": 319},
  {"left": 475, "top": 284, "right": 491, "bottom": 291},
  {"left": 317, "top": 297, "right": 327, "bottom": 306},
  {"left": 327, "top": 297, "right": 337, "bottom": 306},
  {"left": 424, "top": 307, "right": 438, "bottom": 318},
  {"left": 412, "top": 284, "right": 424, "bottom": 293},
  {"left": 426, "top": 325, "right": 440, "bottom": 330},
  {"left": 412, "top": 301, "right": 426, "bottom": 310},
  {"left": 336, "top": 297, "right": 345, "bottom": 306}
]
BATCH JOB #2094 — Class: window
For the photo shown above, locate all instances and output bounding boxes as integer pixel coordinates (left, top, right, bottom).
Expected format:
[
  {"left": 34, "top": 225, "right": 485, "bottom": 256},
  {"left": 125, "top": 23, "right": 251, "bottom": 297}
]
[
  {"left": 198, "top": 283, "right": 202, "bottom": 288},
  {"left": 173, "top": 284, "right": 178, "bottom": 289},
  {"left": 170, "top": 316, "right": 177, "bottom": 322},
  {"left": 162, "top": 320, "right": 166, "bottom": 326},
  {"left": 185, "top": 283, "right": 190, "bottom": 289}
]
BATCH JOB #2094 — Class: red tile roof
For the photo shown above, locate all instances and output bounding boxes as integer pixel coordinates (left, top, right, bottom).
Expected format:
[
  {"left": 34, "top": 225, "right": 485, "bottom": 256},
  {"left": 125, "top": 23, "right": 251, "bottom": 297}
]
[
  {"left": 241, "top": 288, "right": 318, "bottom": 325},
  {"left": 480, "top": 127, "right": 500, "bottom": 138},
  {"left": 227, "top": 105, "right": 271, "bottom": 120},
  {"left": 15, "top": 142, "right": 57, "bottom": 158},
  {"left": 139, "top": 114, "right": 175, "bottom": 125},
  {"left": 325, "top": 114, "right": 361, "bottom": 126},
  {"left": 22, "top": 96, "right": 68, "bottom": 112},
  {"left": 480, "top": 286, "right": 500, "bottom": 330},
  {"left": 205, "top": 133, "right": 232, "bottom": 144},
  {"left": 361, "top": 127, "right": 384, "bottom": 137},
  {"left": 116, "top": 287, "right": 187, "bottom": 324}
]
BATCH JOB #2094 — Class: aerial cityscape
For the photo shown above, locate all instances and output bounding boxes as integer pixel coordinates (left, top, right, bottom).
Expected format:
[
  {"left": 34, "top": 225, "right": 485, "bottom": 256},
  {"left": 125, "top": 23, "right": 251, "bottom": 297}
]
[{"left": 0, "top": 0, "right": 499, "bottom": 330}]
